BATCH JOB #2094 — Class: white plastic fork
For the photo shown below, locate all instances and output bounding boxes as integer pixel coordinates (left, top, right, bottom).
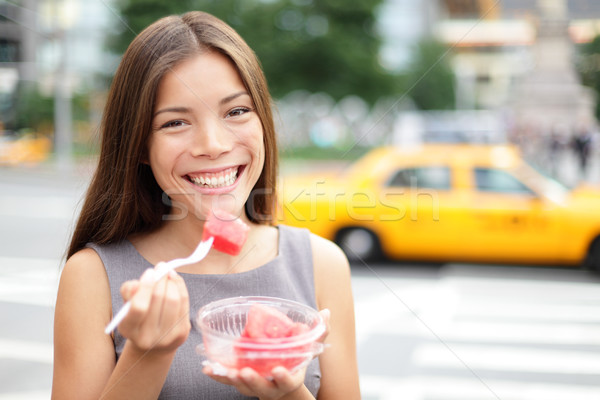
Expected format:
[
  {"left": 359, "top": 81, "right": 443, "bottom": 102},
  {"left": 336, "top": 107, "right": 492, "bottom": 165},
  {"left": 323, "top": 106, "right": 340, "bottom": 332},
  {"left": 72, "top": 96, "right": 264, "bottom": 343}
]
[{"left": 104, "top": 236, "right": 214, "bottom": 334}]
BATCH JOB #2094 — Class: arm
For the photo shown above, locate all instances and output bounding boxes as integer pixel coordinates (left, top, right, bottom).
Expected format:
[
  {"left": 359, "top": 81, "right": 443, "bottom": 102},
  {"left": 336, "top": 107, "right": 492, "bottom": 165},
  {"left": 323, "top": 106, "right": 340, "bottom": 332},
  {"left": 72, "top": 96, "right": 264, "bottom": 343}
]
[
  {"left": 311, "top": 234, "right": 361, "bottom": 399},
  {"left": 52, "top": 248, "right": 190, "bottom": 399}
]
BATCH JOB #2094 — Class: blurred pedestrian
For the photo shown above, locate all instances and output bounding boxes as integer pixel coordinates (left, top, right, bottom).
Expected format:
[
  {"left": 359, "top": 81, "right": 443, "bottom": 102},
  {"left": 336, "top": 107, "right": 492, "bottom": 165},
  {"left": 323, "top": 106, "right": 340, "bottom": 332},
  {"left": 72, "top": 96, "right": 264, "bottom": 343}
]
[
  {"left": 52, "top": 11, "right": 359, "bottom": 400},
  {"left": 547, "top": 126, "right": 566, "bottom": 179},
  {"left": 572, "top": 126, "right": 593, "bottom": 179}
]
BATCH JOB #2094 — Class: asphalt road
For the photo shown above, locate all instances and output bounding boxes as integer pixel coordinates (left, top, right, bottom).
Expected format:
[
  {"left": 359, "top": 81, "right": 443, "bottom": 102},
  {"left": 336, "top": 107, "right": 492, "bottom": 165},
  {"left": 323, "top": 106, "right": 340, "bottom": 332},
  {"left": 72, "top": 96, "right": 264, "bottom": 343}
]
[{"left": 1, "top": 163, "right": 600, "bottom": 400}]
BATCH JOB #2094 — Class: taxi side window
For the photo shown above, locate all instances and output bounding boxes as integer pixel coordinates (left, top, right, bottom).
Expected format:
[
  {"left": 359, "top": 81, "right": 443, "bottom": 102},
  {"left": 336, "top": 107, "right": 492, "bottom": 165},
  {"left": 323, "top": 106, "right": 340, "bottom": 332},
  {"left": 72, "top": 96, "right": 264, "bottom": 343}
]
[
  {"left": 474, "top": 168, "right": 535, "bottom": 194},
  {"left": 387, "top": 167, "right": 451, "bottom": 190}
]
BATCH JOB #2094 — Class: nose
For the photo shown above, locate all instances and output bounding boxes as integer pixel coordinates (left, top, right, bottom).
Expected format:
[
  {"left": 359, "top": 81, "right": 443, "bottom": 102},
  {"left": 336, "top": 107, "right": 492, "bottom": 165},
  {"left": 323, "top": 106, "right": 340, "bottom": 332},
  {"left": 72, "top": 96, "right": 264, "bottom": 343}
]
[{"left": 190, "top": 118, "right": 233, "bottom": 159}]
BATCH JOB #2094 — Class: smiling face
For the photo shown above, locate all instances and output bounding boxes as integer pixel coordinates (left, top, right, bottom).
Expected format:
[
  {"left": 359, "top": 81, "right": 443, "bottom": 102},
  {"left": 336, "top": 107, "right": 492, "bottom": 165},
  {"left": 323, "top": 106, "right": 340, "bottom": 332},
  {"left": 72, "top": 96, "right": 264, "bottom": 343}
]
[{"left": 148, "top": 51, "right": 265, "bottom": 221}]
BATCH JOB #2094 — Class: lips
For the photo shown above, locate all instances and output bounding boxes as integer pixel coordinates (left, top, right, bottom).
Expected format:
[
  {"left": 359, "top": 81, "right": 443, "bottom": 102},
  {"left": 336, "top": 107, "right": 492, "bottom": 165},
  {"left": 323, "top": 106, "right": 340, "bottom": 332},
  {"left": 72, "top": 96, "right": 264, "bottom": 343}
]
[{"left": 186, "top": 166, "right": 240, "bottom": 189}]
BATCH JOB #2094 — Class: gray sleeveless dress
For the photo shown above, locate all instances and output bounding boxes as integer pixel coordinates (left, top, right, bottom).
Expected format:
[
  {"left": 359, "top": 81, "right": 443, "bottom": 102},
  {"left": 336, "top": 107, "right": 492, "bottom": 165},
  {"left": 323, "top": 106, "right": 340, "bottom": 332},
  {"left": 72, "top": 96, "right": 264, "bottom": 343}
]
[{"left": 87, "top": 225, "right": 321, "bottom": 399}]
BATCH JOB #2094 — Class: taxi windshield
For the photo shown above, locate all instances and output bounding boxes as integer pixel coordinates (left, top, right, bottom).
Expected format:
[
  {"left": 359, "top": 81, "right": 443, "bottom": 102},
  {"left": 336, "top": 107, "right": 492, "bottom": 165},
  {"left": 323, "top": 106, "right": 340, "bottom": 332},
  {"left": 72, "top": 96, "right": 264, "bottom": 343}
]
[{"left": 516, "top": 159, "right": 571, "bottom": 203}]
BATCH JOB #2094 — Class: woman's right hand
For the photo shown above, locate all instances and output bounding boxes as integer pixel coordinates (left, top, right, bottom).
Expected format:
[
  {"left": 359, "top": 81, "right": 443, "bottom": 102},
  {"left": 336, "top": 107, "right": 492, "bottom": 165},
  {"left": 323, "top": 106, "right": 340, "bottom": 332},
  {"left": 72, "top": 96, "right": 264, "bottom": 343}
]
[{"left": 117, "top": 268, "right": 191, "bottom": 354}]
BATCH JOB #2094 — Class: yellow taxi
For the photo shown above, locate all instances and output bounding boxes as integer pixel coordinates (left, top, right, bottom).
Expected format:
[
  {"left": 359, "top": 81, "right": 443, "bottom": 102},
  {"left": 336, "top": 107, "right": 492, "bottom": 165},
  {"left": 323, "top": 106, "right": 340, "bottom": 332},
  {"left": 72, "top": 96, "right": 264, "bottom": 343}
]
[
  {"left": 278, "top": 144, "right": 600, "bottom": 270},
  {"left": 0, "top": 134, "right": 51, "bottom": 166}
]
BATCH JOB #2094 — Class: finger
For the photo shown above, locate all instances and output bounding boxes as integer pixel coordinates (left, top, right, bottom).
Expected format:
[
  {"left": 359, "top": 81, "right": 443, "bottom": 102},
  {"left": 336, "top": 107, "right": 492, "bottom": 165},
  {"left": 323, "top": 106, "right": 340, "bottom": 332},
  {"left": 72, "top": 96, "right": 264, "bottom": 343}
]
[
  {"left": 154, "top": 262, "right": 169, "bottom": 278},
  {"left": 318, "top": 308, "right": 331, "bottom": 342},
  {"left": 202, "top": 365, "right": 240, "bottom": 386},
  {"left": 158, "top": 277, "right": 186, "bottom": 334},
  {"left": 144, "top": 272, "right": 169, "bottom": 330},
  {"left": 168, "top": 270, "right": 190, "bottom": 315},
  {"left": 237, "top": 368, "right": 272, "bottom": 395},
  {"left": 120, "top": 280, "right": 140, "bottom": 302},
  {"left": 271, "top": 366, "right": 301, "bottom": 390},
  {"left": 319, "top": 308, "right": 331, "bottom": 325},
  {"left": 126, "top": 268, "right": 156, "bottom": 324},
  {"left": 170, "top": 271, "right": 191, "bottom": 333}
]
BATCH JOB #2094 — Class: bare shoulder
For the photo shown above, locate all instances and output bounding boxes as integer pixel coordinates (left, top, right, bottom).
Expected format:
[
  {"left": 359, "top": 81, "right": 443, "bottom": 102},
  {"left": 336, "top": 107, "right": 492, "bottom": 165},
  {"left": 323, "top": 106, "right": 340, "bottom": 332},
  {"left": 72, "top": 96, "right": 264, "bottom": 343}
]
[
  {"left": 56, "top": 247, "right": 112, "bottom": 326},
  {"left": 309, "top": 233, "right": 352, "bottom": 308},
  {"left": 309, "top": 233, "right": 350, "bottom": 275},
  {"left": 60, "top": 247, "right": 109, "bottom": 292},
  {"left": 63, "top": 246, "right": 104, "bottom": 270}
]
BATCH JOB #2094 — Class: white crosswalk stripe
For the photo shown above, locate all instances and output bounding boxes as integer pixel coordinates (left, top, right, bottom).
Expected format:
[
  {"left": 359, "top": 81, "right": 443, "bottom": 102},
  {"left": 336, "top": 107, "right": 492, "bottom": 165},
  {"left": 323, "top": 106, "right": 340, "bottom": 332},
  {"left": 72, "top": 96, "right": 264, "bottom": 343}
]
[
  {"left": 360, "top": 374, "right": 600, "bottom": 400},
  {"left": 0, "top": 257, "right": 61, "bottom": 307},
  {"left": 413, "top": 343, "right": 600, "bottom": 374},
  {"left": 0, "top": 390, "right": 53, "bottom": 400},
  {"left": 355, "top": 270, "right": 600, "bottom": 399},
  {"left": 0, "top": 195, "right": 78, "bottom": 220},
  {"left": 0, "top": 257, "right": 58, "bottom": 399},
  {"left": 0, "top": 338, "right": 53, "bottom": 364}
]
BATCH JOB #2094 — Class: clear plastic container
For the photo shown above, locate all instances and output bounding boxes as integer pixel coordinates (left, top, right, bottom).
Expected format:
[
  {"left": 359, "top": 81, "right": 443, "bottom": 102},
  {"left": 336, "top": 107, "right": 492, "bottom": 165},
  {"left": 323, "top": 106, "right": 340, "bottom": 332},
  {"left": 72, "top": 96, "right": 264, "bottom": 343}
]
[{"left": 195, "top": 296, "right": 326, "bottom": 377}]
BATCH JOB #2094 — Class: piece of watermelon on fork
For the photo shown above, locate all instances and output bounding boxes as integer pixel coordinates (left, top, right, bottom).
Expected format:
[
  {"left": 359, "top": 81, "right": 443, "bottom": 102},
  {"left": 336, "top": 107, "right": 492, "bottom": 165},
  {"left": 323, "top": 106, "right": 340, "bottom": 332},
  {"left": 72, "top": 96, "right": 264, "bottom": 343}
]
[{"left": 202, "top": 209, "right": 250, "bottom": 256}]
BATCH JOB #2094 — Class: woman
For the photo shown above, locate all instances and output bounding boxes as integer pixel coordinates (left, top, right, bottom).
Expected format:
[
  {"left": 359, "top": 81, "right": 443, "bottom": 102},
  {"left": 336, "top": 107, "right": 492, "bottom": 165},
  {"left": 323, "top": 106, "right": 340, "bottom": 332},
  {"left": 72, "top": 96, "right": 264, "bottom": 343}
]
[{"left": 52, "top": 11, "right": 359, "bottom": 400}]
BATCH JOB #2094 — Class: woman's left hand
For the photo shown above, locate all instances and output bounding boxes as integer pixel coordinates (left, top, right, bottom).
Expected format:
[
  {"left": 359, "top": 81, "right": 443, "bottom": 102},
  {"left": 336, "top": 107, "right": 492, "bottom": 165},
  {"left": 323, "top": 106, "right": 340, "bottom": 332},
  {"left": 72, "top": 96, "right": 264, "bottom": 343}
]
[
  {"left": 203, "top": 365, "right": 308, "bottom": 400},
  {"left": 203, "top": 308, "right": 330, "bottom": 399}
]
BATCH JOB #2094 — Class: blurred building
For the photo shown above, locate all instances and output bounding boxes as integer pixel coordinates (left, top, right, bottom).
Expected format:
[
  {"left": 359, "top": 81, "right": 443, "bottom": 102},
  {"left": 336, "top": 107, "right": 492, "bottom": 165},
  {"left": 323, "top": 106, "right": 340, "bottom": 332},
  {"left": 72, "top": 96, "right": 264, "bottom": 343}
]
[
  {"left": 0, "top": 0, "right": 37, "bottom": 130},
  {"left": 379, "top": 0, "right": 600, "bottom": 148},
  {"left": 0, "top": 0, "right": 117, "bottom": 132},
  {"left": 434, "top": 0, "right": 600, "bottom": 130},
  {"left": 509, "top": 0, "right": 596, "bottom": 134},
  {"left": 376, "top": 0, "right": 440, "bottom": 71},
  {"left": 36, "top": 0, "right": 118, "bottom": 96}
]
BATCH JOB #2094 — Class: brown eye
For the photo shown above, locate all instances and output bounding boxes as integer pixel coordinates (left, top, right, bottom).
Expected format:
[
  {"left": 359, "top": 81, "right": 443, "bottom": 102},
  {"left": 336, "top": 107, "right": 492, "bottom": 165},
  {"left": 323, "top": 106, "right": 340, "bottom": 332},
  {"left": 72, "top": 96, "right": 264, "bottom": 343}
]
[
  {"left": 226, "top": 107, "right": 252, "bottom": 118},
  {"left": 161, "top": 120, "right": 187, "bottom": 129}
]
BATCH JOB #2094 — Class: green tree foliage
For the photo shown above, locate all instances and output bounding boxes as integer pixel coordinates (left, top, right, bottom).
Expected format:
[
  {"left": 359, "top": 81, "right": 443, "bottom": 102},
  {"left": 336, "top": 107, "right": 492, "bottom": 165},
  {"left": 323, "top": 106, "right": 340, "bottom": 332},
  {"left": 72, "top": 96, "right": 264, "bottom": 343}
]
[
  {"left": 10, "top": 83, "right": 89, "bottom": 132},
  {"left": 10, "top": 83, "right": 54, "bottom": 132},
  {"left": 578, "top": 35, "right": 600, "bottom": 121},
  {"left": 404, "top": 39, "right": 455, "bottom": 110},
  {"left": 109, "top": 0, "right": 402, "bottom": 105}
]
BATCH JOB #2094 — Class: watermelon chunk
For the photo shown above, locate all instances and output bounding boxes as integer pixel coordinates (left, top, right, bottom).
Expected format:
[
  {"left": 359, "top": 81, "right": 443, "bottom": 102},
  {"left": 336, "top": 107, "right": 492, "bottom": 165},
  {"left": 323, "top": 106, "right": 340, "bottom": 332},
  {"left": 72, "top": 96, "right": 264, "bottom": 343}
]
[
  {"left": 233, "top": 304, "right": 312, "bottom": 375},
  {"left": 202, "top": 210, "right": 249, "bottom": 255},
  {"left": 289, "top": 322, "right": 310, "bottom": 336},
  {"left": 241, "top": 304, "right": 295, "bottom": 339}
]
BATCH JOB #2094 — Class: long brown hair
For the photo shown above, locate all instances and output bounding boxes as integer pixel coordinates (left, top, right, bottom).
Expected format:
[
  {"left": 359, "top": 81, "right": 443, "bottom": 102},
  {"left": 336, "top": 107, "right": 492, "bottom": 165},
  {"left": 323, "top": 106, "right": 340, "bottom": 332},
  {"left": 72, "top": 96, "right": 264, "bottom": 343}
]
[{"left": 68, "top": 11, "right": 278, "bottom": 258}]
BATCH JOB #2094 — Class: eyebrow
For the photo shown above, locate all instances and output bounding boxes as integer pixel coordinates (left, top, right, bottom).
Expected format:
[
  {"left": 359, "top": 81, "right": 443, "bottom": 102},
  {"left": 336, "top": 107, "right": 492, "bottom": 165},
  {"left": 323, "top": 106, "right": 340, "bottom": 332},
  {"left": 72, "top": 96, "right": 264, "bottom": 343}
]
[
  {"left": 220, "top": 91, "right": 250, "bottom": 105},
  {"left": 153, "top": 106, "right": 192, "bottom": 117},
  {"left": 153, "top": 91, "right": 250, "bottom": 117}
]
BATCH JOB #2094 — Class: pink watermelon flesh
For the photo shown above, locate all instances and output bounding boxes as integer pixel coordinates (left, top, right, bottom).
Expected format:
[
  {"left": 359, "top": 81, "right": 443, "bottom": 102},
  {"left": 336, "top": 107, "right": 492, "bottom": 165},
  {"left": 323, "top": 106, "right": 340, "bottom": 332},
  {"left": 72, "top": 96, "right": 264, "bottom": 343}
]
[
  {"left": 289, "top": 322, "right": 310, "bottom": 336},
  {"left": 242, "top": 304, "right": 295, "bottom": 338},
  {"left": 233, "top": 304, "right": 312, "bottom": 375},
  {"left": 202, "top": 210, "right": 249, "bottom": 255}
]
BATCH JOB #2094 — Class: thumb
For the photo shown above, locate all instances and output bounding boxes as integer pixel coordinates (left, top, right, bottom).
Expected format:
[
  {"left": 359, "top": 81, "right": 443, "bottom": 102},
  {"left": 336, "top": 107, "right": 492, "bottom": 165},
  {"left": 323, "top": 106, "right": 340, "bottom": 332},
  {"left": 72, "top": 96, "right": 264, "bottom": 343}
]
[
  {"left": 120, "top": 280, "right": 140, "bottom": 302},
  {"left": 317, "top": 308, "right": 330, "bottom": 342}
]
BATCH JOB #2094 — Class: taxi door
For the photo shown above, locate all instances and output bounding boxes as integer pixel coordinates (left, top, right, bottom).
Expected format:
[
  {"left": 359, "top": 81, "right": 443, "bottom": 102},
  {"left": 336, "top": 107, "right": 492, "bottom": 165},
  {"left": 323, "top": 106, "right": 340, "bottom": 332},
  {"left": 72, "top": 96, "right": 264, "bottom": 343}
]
[
  {"left": 461, "top": 167, "right": 561, "bottom": 264},
  {"left": 376, "top": 165, "right": 468, "bottom": 260}
]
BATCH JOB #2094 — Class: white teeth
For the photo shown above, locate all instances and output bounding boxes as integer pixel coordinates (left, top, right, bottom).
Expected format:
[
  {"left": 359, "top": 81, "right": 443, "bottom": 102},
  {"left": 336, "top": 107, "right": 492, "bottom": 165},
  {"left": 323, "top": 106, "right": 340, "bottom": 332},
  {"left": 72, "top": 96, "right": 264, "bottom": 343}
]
[{"left": 189, "top": 167, "right": 238, "bottom": 189}]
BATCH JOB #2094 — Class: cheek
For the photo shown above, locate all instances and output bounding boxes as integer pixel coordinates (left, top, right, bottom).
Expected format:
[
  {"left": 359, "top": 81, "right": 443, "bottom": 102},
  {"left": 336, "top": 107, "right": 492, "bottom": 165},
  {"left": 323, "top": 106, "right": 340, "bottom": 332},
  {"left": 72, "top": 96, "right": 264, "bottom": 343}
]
[
  {"left": 234, "top": 119, "right": 265, "bottom": 164},
  {"left": 147, "top": 137, "right": 182, "bottom": 180},
  {"left": 148, "top": 145, "right": 166, "bottom": 176},
  {"left": 236, "top": 119, "right": 263, "bottom": 143},
  {"left": 248, "top": 120, "right": 266, "bottom": 154},
  {"left": 250, "top": 127, "right": 266, "bottom": 169}
]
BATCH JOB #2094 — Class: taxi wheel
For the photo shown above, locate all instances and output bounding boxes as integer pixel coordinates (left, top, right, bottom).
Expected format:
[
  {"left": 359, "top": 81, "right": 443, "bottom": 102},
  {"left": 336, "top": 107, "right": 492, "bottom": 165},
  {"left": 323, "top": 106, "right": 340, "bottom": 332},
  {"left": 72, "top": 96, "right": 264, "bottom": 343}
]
[
  {"left": 335, "top": 228, "right": 382, "bottom": 262},
  {"left": 585, "top": 237, "right": 600, "bottom": 273}
]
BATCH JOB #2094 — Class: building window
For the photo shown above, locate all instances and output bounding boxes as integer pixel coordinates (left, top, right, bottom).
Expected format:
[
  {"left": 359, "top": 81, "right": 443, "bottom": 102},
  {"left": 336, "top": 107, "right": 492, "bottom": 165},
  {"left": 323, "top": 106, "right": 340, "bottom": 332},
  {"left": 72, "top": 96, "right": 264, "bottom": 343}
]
[{"left": 0, "top": 40, "right": 18, "bottom": 63}]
